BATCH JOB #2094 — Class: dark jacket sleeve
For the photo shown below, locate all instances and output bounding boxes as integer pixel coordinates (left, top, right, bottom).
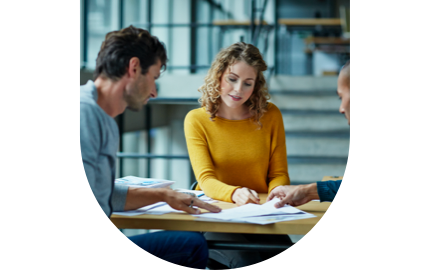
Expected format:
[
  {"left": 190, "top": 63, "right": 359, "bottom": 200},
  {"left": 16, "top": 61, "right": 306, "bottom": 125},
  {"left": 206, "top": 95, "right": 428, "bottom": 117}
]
[{"left": 316, "top": 180, "right": 342, "bottom": 202}]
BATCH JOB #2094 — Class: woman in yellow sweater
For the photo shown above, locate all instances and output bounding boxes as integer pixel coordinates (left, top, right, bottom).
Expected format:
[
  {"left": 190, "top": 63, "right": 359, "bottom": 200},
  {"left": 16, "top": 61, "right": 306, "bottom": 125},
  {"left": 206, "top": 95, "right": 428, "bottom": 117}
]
[
  {"left": 184, "top": 42, "right": 292, "bottom": 268},
  {"left": 184, "top": 42, "right": 290, "bottom": 205}
]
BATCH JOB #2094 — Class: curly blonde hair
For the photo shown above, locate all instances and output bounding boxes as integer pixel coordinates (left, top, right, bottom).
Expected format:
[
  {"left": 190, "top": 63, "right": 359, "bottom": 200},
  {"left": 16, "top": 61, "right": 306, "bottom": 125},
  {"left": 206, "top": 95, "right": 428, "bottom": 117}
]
[{"left": 198, "top": 42, "right": 270, "bottom": 128}]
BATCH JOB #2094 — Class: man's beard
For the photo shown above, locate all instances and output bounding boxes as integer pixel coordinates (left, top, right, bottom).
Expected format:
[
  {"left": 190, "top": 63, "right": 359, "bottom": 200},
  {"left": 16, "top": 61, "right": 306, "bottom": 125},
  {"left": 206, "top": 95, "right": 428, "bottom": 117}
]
[{"left": 124, "top": 86, "right": 146, "bottom": 112}]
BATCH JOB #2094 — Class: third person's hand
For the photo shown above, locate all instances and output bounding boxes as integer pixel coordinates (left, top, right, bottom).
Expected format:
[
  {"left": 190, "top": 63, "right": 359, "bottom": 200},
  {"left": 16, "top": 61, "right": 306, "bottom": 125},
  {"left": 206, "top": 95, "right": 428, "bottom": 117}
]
[{"left": 267, "top": 184, "right": 319, "bottom": 208}]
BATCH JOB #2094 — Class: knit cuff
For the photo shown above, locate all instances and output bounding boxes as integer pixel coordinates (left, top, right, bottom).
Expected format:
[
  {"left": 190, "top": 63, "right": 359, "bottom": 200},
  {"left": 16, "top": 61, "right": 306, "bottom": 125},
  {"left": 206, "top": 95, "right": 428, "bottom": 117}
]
[
  {"left": 316, "top": 181, "right": 331, "bottom": 202},
  {"left": 111, "top": 184, "right": 129, "bottom": 212}
]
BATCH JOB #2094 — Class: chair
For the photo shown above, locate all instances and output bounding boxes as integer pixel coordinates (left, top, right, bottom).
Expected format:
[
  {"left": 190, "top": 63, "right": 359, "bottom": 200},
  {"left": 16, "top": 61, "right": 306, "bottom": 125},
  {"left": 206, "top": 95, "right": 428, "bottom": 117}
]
[{"left": 190, "top": 181, "right": 198, "bottom": 190}]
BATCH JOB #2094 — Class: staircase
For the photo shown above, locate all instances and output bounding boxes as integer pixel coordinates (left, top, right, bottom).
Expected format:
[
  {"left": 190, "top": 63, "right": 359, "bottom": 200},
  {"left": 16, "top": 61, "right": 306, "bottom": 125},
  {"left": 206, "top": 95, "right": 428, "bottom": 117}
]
[{"left": 268, "top": 75, "right": 349, "bottom": 185}]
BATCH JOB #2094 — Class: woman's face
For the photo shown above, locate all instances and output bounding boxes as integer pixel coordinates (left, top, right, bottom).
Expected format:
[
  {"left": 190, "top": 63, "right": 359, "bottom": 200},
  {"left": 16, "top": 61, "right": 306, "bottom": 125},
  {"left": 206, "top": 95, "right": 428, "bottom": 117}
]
[{"left": 219, "top": 61, "right": 257, "bottom": 110}]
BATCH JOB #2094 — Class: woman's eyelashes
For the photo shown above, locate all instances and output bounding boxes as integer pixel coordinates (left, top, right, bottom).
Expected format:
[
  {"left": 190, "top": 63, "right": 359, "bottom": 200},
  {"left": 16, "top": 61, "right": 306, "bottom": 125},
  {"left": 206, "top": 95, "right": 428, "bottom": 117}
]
[{"left": 228, "top": 77, "right": 253, "bottom": 87}]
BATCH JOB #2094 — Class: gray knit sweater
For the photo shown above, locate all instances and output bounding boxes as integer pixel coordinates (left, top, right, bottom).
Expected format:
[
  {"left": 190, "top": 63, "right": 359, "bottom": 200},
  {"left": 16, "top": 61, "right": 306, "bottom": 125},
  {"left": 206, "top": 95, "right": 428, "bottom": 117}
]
[{"left": 80, "top": 80, "right": 128, "bottom": 216}]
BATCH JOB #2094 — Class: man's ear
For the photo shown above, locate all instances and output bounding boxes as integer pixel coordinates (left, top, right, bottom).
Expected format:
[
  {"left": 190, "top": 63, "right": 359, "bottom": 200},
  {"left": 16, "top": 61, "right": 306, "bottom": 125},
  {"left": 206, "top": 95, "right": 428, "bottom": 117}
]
[{"left": 127, "top": 57, "right": 141, "bottom": 78}]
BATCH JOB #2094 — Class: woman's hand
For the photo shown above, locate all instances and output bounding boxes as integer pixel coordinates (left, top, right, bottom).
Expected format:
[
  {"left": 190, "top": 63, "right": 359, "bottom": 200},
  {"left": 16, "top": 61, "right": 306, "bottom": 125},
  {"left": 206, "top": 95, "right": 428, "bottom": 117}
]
[{"left": 232, "top": 188, "right": 260, "bottom": 206}]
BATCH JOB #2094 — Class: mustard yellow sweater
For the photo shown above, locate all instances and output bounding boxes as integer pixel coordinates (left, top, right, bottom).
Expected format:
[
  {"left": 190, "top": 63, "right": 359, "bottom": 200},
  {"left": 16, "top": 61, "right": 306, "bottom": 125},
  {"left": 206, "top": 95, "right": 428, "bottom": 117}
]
[{"left": 184, "top": 103, "right": 290, "bottom": 202}]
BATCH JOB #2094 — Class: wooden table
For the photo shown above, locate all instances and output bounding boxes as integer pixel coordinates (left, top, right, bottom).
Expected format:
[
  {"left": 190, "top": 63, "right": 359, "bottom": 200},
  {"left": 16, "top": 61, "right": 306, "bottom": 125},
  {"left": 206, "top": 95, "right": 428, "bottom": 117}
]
[
  {"left": 111, "top": 176, "right": 343, "bottom": 251},
  {"left": 111, "top": 194, "right": 331, "bottom": 236},
  {"left": 111, "top": 177, "right": 340, "bottom": 251}
]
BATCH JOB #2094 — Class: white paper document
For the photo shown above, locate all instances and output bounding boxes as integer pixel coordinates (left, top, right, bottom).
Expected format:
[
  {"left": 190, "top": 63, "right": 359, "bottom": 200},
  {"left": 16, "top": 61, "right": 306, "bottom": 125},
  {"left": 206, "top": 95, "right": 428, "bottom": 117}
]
[
  {"left": 115, "top": 176, "right": 174, "bottom": 189},
  {"left": 194, "top": 198, "right": 315, "bottom": 225},
  {"left": 112, "top": 202, "right": 187, "bottom": 216},
  {"left": 112, "top": 196, "right": 315, "bottom": 224},
  {"left": 235, "top": 213, "right": 315, "bottom": 225}
]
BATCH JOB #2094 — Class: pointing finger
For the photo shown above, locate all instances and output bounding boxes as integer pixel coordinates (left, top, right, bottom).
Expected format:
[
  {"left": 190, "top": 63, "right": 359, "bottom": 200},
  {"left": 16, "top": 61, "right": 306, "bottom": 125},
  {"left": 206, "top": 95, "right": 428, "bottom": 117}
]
[
  {"left": 192, "top": 198, "right": 222, "bottom": 213},
  {"left": 184, "top": 207, "right": 201, "bottom": 215}
]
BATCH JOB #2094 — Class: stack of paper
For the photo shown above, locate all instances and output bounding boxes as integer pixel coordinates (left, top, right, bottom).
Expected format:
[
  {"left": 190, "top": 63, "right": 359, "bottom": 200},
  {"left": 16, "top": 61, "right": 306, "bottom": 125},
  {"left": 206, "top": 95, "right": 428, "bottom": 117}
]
[
  {"left": 112, "top": 193, "right": 315, "bottom": 225},
  {"left": 194, "top": 198, "right": 315, "bottom": 225},
  {"left": 115, "top": 176, "right": 174, "bottom": 189},
  {"left": 112, "top": 189, "right": 217, "bottom": 216}
]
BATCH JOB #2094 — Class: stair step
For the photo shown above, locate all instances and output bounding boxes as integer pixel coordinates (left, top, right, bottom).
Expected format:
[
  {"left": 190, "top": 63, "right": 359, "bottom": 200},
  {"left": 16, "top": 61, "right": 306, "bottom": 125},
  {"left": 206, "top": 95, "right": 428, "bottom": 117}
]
[
  {"left": 280, "top": 109, "right": 340, "bottom": 115},
  {"left": 285, "top": 130, "right": 349, "bottom": 138},
  {"left": 270, "top": 95, "right": 340, "bottom": 110},
  {"left": 288, "top": 163, "right": 347, "bottom": 184},
  {"left": 282, "top": 114, "right": 349, "bottom": 131},
  {"left": 269, "top": 90, "right": 337, "bottom": 96},
  {"left": 286, "top": 137, "right": 349, "bottom": 156},
  {"left": 268, "top": 75, "right": 338, "bottom": 91},
  {"left": 287, "top": 156, "right": 348, "bottom": 164}
]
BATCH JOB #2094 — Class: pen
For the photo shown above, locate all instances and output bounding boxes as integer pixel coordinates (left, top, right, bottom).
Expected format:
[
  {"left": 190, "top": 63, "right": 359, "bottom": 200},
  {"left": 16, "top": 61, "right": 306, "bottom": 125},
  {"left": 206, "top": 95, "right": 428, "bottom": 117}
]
[{"left": 178, "top": 191, "right": 205, "bottom": 198}]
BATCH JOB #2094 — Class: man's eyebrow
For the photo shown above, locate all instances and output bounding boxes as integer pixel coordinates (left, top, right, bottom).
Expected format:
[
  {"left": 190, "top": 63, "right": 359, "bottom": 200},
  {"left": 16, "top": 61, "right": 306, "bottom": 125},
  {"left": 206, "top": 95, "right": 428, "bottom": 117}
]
[{"left": 229, "top": 72, "right": 255, "bottom": 80}]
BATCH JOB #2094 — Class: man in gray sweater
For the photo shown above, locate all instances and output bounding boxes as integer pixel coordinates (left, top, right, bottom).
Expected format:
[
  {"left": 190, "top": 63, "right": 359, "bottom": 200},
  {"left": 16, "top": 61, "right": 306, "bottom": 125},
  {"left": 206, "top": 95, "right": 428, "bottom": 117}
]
[{"left": 80, "top": 26, "right": 220, "bottom": 269}]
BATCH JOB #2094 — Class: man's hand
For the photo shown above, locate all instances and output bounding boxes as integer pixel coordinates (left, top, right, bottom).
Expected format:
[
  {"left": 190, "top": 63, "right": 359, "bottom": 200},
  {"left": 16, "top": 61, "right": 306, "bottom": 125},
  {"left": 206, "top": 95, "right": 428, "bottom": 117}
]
[
  {"left": 124, "top": 187, "right": 221, "bottom": 214},
  {"left": 163, "top": 189, "right": 222, "bottom": 215},
  {"left": 232, "top": 187, "right": 260, "bottom": 206},
  {"left": 267, "top": 184, "right": 319, "bottom": 208}
]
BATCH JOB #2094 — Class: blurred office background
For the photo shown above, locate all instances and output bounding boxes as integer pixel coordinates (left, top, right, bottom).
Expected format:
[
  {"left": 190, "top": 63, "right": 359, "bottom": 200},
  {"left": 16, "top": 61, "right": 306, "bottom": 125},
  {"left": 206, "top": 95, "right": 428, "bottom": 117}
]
[{"left": 80, "top": 0, "right": 350, "bottom": 197}]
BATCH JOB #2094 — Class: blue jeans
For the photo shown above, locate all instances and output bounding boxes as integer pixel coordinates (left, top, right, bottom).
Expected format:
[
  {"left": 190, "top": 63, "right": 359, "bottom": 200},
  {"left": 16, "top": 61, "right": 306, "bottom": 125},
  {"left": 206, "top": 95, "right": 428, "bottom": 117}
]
[{"left": 128, "top": 231, "right": 208, "bottom": 269}]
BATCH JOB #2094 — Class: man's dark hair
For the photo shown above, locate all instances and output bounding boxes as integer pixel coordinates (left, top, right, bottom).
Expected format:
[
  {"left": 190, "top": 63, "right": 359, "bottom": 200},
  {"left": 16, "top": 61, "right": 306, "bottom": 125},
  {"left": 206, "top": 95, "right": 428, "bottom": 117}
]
[{"left": 93, "top": 25, "right": 167, "bottom": 80}]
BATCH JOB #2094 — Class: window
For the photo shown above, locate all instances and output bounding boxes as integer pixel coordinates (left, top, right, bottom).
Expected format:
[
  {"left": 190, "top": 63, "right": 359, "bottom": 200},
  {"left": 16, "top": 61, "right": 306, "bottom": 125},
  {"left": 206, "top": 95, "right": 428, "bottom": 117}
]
[
  {"left": 84, "top": 0, "right": 120, "bottom": 69},
  {"left": 81, "top": 0, "right": 277, "bottom": 74},
  {"left": 79, "top": 0, "right": 85, "bottom": 69}
]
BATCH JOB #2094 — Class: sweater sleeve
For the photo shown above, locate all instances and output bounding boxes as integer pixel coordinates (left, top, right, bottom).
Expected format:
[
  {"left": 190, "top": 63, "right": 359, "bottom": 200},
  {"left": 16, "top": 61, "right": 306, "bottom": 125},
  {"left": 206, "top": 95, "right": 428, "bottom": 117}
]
[
  {"left": 267, "top": 105, "right": 290, "bottom": 193},
  {"left": 80, "top": 103, "right": 103, "bottom": 202},
  {"left": 80, "top": 102, "right": 128, "bottom": 215},
  {"left": 111, "top": 184, "right": 129, "bottom": 212},
  {"left": 184, "top": 112, "right": 240, "bottom": 202},
  {"left": 317, "top": 180, "right": 342, "bottom": 202}
]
